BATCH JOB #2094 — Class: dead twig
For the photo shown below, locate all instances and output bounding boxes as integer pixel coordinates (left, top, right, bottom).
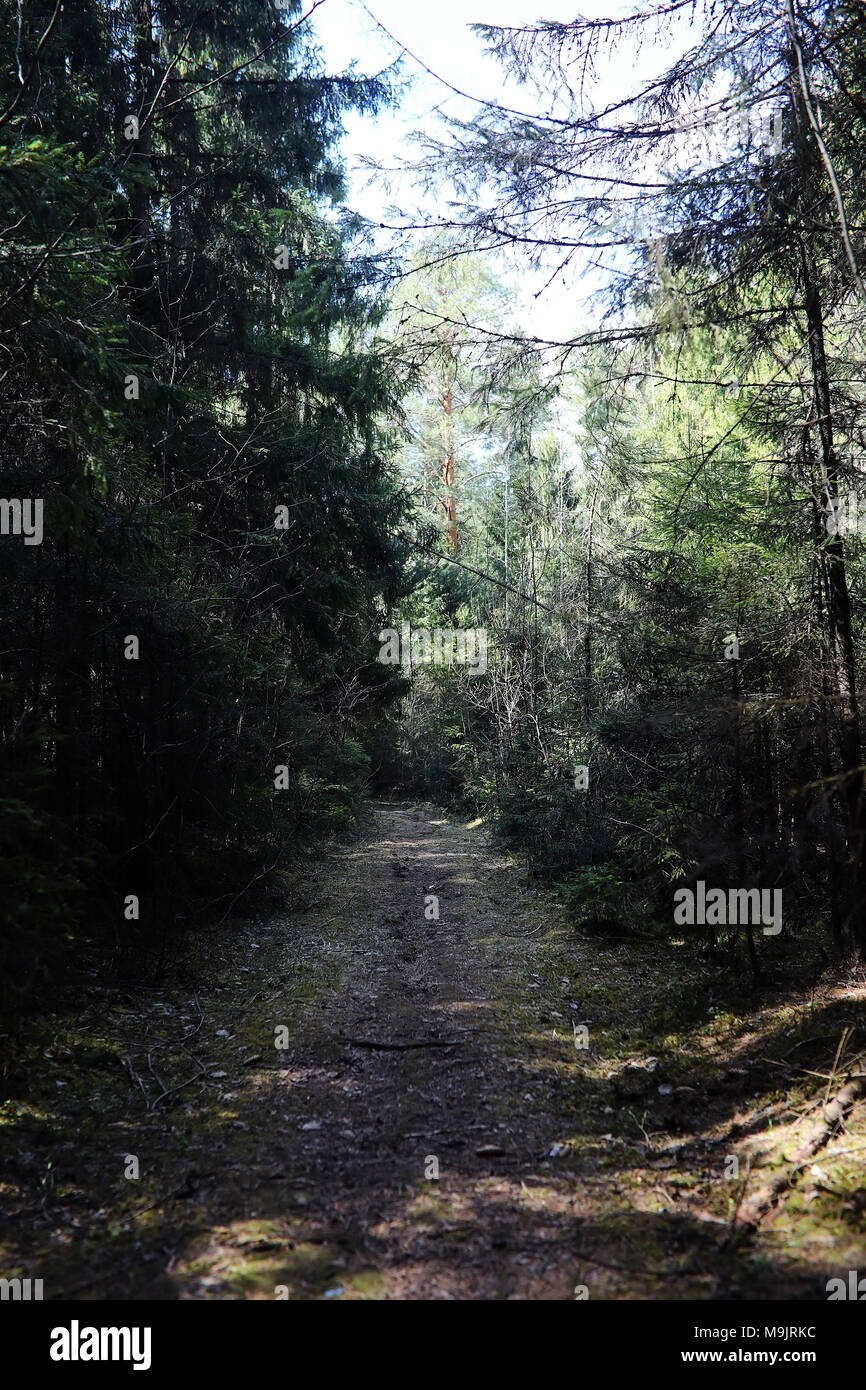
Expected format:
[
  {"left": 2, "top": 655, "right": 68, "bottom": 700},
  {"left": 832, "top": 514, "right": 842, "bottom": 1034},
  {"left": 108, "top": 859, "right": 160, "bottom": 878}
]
[
  {"left": 734, "top": 1076, "right": 864, "bottom": 1231},
  {"left": 150, "top": 1066, "right": 209, "bottom": 1110},
  {"left": 121, "top": 1055, "right": 149, "bottom": 1105}
]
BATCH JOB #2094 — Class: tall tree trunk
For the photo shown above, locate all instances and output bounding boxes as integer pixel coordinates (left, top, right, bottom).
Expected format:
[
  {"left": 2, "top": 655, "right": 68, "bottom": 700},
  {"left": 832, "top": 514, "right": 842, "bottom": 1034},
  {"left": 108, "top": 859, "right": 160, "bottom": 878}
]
[{"left": 792, "top": 62, "right": 866, "bottom": 955}]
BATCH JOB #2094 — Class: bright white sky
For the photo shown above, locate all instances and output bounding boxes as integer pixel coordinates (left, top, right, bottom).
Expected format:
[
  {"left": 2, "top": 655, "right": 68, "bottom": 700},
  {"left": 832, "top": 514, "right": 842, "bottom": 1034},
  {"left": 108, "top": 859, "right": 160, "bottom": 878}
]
[{"left": 309, "top": 0, "right": 660, "bottom": 342}]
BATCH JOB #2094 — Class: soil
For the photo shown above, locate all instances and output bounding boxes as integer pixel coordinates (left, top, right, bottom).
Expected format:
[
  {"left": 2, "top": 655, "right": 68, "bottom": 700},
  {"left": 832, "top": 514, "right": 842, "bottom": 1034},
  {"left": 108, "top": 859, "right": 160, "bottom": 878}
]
[{"left": 1, "top": 801, "right": 865, "bottom": 1300}]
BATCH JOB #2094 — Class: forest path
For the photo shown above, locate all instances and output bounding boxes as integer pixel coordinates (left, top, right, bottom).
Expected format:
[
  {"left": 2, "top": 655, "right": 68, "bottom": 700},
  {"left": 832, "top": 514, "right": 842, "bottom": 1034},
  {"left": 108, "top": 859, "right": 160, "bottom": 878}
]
[{"left": 3, "top": 801, "right": 862, "bottom": 1299}]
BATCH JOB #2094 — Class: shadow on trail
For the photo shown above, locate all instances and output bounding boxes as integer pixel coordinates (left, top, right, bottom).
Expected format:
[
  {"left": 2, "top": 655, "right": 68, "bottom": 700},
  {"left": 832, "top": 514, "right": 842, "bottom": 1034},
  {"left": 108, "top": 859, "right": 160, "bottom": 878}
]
[{"left": 0, "top": 802, "right": 863, "bottom": 1300}]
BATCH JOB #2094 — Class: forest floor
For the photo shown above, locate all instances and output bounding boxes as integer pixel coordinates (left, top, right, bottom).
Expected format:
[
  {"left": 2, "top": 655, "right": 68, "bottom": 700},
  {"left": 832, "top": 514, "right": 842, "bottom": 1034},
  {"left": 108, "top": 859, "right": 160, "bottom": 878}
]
[{"left": 1, "top": 801, "right": 865, "bottom": 1300}]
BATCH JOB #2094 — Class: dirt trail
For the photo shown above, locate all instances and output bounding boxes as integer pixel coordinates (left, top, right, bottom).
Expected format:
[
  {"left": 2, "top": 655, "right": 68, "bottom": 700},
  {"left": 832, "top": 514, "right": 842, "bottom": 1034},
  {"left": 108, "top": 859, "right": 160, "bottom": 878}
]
[{"left": 2, "top": 802, "right": 864, "bottom": 1299}]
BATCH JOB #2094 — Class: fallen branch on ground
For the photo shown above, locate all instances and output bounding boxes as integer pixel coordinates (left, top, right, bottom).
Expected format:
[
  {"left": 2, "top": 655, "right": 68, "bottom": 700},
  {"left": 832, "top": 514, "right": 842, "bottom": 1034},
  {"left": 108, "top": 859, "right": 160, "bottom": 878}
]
[
  {"left": 733, "top": 1076, "right": 864, "bottom": 1232},
  {"left": 150, "top": 1066, "right": 209, "bottom": 1109}
]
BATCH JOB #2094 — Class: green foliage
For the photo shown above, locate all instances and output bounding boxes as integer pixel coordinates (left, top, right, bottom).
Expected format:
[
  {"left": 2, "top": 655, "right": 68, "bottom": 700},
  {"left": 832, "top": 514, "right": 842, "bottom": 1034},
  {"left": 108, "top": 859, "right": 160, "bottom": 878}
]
[
  {"left": 0, "top": 0, "right": 409, "bottom": 1013},
  {"left": 379, "top": 0, "right": 866, "bottom": 963},
  {"left": 554, "top": 866, "right": 629, "bottom": 929}
]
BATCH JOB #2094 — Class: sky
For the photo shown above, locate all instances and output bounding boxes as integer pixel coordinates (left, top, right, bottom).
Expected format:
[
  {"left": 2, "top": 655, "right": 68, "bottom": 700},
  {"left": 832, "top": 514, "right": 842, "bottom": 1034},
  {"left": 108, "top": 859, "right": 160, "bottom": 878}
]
[{"left": 308, "top": 0, "right": 648, "bottom": 342}]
